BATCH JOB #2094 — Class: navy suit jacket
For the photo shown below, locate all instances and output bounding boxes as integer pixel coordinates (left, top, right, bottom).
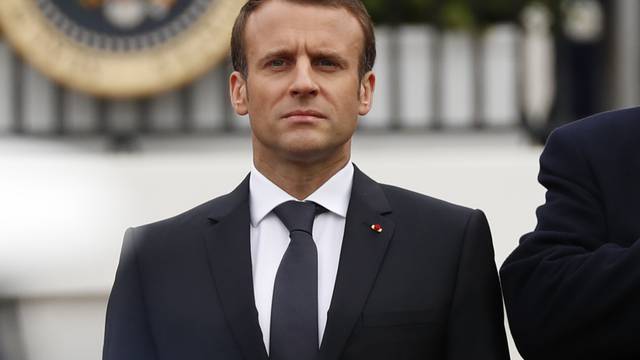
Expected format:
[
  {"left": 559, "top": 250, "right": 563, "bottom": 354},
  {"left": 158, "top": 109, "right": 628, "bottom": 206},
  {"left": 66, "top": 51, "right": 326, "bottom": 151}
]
[
  {"left": 103, "top": 166, "right": 509, "bottom": 360},
  {"left": 501, "top": 108, "right": 640, "bottom": 359}
]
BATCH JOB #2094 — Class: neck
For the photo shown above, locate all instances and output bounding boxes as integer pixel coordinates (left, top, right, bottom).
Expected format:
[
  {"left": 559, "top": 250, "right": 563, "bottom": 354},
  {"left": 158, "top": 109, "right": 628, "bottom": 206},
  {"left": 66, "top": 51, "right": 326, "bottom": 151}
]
[{"left": 253, "top": 147, "right": 351, "bottom": 200}]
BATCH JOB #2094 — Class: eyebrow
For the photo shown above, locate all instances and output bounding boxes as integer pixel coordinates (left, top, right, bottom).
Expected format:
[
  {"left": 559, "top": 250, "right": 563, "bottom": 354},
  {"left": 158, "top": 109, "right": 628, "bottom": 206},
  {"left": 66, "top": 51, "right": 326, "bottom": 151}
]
[
  {"left": 258, "top": 49, "right": 294, "bottom": 64},
  {"left": 310, "top": 50, "right": 349, "bottom": 65},
  {"left": 257, "top": 48, "right": 350, "bottom": 66}
]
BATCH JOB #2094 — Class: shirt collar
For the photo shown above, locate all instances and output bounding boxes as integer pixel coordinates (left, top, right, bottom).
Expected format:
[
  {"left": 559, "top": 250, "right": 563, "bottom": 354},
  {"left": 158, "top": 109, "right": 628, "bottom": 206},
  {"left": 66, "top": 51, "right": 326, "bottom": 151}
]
[{"left": 249, "top": 162, "right": 354, "bottom": 227}]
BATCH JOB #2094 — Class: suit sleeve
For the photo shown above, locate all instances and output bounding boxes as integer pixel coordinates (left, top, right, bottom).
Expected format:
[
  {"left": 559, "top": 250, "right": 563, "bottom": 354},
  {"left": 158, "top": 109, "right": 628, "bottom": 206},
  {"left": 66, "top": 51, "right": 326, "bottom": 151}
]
[
  {"left": 447, "top": 210, "right": 510, "bottom": 360},
  {"left": 500, "top": 128, "right": 640, "bottom": 359},
  {"left": 103, "top": 228, "right": 158, "bottom": 360}
]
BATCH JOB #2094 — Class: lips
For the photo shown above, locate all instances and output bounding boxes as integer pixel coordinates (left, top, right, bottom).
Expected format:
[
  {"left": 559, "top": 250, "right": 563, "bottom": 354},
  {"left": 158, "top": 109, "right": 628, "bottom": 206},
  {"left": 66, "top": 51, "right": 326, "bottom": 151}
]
[{"left": 282, "top": 109, "right": 327, "bottom": 121}]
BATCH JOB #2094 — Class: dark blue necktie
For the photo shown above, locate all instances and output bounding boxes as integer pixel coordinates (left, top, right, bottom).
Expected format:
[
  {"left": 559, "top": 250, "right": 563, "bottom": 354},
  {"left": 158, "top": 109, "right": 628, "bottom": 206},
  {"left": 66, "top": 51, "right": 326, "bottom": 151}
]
[{"left": 270, "top": 200, "right": 323, "bottom": 360}]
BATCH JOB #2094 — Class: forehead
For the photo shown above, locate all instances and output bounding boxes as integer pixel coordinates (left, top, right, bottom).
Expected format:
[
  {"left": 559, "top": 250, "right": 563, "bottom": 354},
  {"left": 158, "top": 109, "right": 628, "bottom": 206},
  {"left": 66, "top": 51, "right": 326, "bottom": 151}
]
[{"left": 244, "top": 1, "right": 364, "bottom": 59}]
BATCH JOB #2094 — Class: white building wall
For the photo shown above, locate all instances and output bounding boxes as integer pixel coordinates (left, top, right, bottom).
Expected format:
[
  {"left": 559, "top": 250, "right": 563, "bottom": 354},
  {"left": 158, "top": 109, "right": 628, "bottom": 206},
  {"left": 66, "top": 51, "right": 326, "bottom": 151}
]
[
  {"left": 0, "top": 42, "right": 11, "bottom": 133},
  {"left": 65, "top": 90, "right": 98, "bottom": 133},
  {"left": 398, "top": 25, "right": 435, "bottom": 128},
  {"left": 22, "top": 66, "right": 56, "bottom": 134}
]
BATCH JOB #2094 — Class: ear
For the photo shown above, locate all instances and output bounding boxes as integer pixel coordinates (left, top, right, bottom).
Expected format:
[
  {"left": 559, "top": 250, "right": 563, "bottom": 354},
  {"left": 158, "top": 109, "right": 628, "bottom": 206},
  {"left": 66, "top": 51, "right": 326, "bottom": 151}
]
[
  {"left": 229, "top": 71, "right": 248, "bottom": 116},
  {"left": 358, "top": 71, "right": 375, "bottom": 116}
]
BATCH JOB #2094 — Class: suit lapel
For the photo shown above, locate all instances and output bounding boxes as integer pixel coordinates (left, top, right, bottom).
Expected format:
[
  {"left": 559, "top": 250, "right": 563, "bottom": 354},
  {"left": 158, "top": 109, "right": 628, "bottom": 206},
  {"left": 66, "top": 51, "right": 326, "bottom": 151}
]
[
  {"left": 202, "top": 176, "right": 268, "bottom": 360},
  {"left": 320, "top": 166, "right": 395, "bottom": 360},
  {"left": 199, "top": 168, "right": 394, "bottom": 360}
]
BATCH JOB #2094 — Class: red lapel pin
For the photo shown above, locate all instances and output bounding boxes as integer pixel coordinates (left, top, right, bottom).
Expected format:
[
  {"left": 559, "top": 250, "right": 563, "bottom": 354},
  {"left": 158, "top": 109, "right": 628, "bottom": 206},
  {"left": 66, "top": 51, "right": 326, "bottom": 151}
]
[{"left": 370, "top": 223, "right": 383, "bottom": 233}]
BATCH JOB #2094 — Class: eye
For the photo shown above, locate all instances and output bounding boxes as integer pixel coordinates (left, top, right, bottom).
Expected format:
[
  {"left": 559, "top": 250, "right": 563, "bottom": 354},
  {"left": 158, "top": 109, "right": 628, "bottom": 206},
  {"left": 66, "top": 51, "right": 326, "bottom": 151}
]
[
  {"left": 317, "top": 59, "right": 339, "bottom": 69},
  {"left": 268, "top": 59, "right": 287, "bottom": 68}
]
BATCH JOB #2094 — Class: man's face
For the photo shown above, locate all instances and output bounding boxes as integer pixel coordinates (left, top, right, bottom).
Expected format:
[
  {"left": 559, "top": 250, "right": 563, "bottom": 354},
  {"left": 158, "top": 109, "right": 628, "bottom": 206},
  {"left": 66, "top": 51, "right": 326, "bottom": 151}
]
[{"left": 230, "top": 0, "right": 375, "bottom": 164}]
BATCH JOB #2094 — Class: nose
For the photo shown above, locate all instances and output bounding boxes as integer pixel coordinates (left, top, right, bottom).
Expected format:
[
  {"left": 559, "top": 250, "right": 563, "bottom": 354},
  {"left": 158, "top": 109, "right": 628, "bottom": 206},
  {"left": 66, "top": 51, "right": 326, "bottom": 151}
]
[{"left": 289, "top": 60, "right": 319, "bottom": 98}]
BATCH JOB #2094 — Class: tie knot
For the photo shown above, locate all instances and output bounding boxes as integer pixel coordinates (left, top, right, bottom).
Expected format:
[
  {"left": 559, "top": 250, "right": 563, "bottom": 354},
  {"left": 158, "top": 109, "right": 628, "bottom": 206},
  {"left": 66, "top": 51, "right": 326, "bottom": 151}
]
[{"left": 273, "top": 200, "right": 323, "bottom": 235}]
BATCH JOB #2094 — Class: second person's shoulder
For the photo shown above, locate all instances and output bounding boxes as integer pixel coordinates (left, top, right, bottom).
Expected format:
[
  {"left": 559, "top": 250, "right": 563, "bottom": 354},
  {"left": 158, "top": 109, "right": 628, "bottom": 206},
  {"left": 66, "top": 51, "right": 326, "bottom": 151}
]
[{"left": 551, "top": 106, "right": 640, "bottom": 143}]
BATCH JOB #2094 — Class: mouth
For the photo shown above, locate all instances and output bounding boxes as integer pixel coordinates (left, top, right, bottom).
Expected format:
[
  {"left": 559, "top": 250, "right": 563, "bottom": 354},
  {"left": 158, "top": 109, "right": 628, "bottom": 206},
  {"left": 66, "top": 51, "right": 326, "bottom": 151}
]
[{"left": 282, "top": 109, "right": 327, "bottom": 123}]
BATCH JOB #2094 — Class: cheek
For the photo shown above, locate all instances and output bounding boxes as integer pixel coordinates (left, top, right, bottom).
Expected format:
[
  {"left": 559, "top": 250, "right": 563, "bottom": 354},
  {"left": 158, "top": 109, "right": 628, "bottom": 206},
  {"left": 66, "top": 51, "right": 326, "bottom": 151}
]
[
  {"left": 246, "top": 79, "right": 284, "bottom": 111},
  {"left": 337, "top": 95, "right": 363, "bottom": 120},
  {"left": 326, "top": 82, "right": 360, "bottom": 108}
]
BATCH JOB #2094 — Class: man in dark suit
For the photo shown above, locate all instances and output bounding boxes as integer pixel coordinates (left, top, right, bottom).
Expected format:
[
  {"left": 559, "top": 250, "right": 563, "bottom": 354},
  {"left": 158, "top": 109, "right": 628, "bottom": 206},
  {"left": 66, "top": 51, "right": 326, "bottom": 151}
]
[
  {"left": 500, "top": 107, "right": 640, "bottom": 359},
  {"left": 103, "top": 0, "right": 509, "bottom": 359}
]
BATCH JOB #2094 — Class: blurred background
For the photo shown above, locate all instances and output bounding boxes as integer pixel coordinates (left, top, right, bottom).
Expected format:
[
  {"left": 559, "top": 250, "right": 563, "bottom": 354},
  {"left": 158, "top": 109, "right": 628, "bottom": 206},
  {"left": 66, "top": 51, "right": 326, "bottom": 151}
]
[{"left": 0, "top": 0, "right": 638, "bottom": 359}]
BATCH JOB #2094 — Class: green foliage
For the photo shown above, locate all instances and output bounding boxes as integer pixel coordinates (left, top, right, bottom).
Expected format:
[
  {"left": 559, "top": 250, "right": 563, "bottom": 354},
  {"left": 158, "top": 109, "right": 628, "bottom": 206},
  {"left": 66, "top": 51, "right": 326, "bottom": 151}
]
[
  {"left": 471, "top": 0, "right": 526, "bottom": 25},
  {"left": 363, "top": 0, "right": 438, "bottom": 24},
  {"left": 362, "top": 0, "right": 551, "bottom": 29},
  {"left": 440, "top": 1, "right": 475, "bottom": 29},
  {"left": 362, "top": 0, "right": 387, "bottom": 24},
  {"left": 398, "top": 0, "right": 439, "bottom": 24}
]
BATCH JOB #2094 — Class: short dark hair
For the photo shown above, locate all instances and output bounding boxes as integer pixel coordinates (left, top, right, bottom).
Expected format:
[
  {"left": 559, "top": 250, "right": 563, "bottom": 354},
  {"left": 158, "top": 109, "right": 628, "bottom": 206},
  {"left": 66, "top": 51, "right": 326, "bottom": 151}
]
[{"left": 230, "top": 0, "right": 376, "bottom": 79}]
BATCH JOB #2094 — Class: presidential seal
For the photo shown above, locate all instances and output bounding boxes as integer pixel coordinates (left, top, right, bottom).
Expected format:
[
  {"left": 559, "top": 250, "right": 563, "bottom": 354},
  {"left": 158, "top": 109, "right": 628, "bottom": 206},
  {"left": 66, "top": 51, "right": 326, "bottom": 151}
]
[{"left": 0, "top": 0, "right": 243, "bottom": 98}]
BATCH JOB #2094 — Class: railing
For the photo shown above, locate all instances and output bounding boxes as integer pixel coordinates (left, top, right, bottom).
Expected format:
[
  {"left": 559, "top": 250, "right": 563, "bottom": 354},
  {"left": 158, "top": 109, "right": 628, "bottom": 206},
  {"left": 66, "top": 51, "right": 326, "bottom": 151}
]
[{"left": 0, "top": 24, "right": 551, "bottom": 144}]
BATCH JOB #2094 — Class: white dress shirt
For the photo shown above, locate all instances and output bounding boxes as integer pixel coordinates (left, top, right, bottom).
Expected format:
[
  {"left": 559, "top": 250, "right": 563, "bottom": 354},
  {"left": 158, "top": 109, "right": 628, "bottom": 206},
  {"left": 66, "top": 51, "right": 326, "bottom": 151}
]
[{"left": 249, "top": 162, "right": 353, "bottom": 352}]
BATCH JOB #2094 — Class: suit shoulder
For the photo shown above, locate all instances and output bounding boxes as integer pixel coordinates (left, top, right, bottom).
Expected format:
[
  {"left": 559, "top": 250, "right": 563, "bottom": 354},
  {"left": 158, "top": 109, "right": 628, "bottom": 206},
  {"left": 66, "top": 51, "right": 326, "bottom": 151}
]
[
  {"left": 545, "top": 107, "right": 640, "bottom": 170},
  {"left": 137, "top": 199, "right": 211, "bottom": 230},
  {"left": 380, "top": 183, "right": 476, "bottom": 218},
  {"left": 131, "top": 183, "right": 245, "bottom": 238},
  {"left": 378, "top": 184, "right": 488, "bottom": 246},
  {"left": 551, "top": 106, "right": 640, "bottom": 142}
]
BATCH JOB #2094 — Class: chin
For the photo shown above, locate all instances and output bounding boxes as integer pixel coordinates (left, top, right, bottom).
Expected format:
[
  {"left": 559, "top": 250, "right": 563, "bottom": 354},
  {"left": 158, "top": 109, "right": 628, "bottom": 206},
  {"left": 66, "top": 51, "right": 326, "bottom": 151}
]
[
  {"left": 282, "top": 144, "right": 328, "bottom": 162},
  {"left": 281, "top": 133, "right": 325, "bottom": 151},
  {"left": 280, "top": 139, "right": 347, "bottom": 163}
]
